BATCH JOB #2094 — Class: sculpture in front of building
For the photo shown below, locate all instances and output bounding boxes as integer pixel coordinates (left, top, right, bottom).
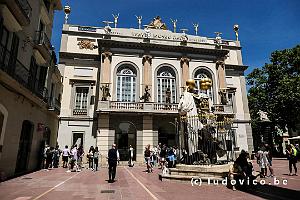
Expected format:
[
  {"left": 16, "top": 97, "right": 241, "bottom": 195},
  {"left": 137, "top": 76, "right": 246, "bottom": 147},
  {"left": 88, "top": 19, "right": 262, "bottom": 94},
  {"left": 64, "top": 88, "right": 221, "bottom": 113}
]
[
  {"left": 140, "top": 85, "right": 151, "bottom": 102},
  {"left": 101, "top": 84, "right": 111, "bottom": 101},
  {"left": 178, "top": 79, "right": 203, "bottom": 157}
]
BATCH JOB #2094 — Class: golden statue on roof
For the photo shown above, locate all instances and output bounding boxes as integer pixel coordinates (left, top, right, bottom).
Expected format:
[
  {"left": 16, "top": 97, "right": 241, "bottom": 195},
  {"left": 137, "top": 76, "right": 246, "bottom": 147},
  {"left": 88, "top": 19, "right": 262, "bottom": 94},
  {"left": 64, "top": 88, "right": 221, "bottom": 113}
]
[{"left": 147, "top": 16, "right": 167, "bottom": 30}]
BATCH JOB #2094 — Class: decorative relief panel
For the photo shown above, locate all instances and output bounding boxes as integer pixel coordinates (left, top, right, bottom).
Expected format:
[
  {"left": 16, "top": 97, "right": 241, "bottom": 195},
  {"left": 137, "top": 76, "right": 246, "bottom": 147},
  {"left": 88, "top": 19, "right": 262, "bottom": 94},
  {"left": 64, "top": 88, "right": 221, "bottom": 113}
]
[{"left": 77, "top": 40, "right": 98, "bottom": 50}]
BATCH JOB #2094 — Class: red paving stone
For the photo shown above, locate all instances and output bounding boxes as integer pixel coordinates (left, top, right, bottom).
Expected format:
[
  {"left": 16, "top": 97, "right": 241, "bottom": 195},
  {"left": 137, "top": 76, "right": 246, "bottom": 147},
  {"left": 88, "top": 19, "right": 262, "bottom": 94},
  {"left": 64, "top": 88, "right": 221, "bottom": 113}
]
[{"left": 0, "top": 159, "right": 299, "bottom": 200}]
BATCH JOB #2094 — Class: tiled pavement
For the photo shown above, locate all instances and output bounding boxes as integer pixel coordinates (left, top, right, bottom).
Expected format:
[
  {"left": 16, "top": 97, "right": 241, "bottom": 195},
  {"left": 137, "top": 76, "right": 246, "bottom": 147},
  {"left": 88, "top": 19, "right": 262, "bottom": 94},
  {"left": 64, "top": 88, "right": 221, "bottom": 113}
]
[{"left": 0, "top": 159, "right": 299, "bottom": 200}]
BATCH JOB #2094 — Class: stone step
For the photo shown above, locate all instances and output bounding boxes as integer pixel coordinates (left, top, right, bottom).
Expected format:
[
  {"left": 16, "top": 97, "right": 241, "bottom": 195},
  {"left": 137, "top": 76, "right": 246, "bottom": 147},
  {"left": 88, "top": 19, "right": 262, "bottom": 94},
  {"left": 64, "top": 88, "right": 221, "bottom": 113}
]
[
  {"left": 159, "top": 173, "right": 224, "bottom": 183},
  {"left": 169, "top": 168, "right": 227, "bottom": 177},
  {"left": 175, "top": 164, "right": 231, "bottom": 173}
]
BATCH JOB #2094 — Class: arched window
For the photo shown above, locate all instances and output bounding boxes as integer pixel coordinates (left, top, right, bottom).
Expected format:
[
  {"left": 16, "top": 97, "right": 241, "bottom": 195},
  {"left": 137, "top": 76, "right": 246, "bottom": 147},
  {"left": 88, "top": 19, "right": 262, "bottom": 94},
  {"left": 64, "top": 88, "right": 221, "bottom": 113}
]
[
  {"left": 116, "top": 65, "right": 137, "bottom": 102},
  {"left": 194, "top": 69, "right": 214, "bottom": 101},
  {"left": 157, "top": 66, "right": 176, "bottom": 103}
]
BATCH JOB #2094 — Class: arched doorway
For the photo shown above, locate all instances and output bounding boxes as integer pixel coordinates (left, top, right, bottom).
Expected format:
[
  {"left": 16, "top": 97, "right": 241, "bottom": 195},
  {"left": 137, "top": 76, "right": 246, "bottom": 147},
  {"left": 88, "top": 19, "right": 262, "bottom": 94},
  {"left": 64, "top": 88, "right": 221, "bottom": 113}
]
[
  {"left": 158, "top": 122, "right": 176, "bottom": 147},
  {"left": 15, "top": 120, "right": 34, "bottom": 174},
  {"left": 115, "top": 122, "right": 136, "bottom": 161}
]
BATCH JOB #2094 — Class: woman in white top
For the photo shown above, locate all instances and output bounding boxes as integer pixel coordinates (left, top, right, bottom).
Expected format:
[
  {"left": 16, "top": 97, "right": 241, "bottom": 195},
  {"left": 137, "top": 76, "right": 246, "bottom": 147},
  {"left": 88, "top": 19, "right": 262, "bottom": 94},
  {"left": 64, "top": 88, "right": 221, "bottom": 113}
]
[{"left": 257, "top": 147, "right": 269, "bottom": 178}]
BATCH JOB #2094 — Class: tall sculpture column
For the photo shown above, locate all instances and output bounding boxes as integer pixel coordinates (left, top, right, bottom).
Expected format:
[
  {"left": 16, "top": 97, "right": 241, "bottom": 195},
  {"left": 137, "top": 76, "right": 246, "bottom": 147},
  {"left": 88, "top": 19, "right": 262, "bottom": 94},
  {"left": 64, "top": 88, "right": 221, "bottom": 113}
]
[
  {"left": 142, "top": 55, "right": 152, "bottom": 101},
  {"left": 100, "top": 51, "right": 112, "bottom": 100},
  {"left": 216, "top": 60, "right": 227, "bottom": 104},
  {"left": 180, "top": 57, "right": 190, "bottom": 87}
]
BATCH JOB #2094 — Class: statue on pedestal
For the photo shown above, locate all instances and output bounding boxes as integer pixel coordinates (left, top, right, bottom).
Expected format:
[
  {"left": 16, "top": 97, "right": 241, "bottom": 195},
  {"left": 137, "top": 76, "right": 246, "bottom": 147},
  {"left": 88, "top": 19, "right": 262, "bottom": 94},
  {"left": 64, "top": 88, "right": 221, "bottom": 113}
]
[
  {"left": 101, "top": 84, "right": 111, "bottom": 101},
  {"left": 140, "top": 85, "right": 151, "bottom": 102}
]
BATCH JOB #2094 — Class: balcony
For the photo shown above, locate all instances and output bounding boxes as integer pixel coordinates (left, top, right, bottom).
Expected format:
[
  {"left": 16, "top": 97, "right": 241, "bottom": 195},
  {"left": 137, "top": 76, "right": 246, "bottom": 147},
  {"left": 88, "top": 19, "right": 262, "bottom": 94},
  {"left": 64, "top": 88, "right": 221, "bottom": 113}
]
[
  {"left": 48, "top": 97, "right": 61, "bottom": 113},
  {"left": 212, "top": 104, "right": 234, "bottom": 115},
  {"left": 97, "top": 101, "right": 179, "bottom": 114},
  {"left": 73, "top": 109, "right": 88, "bottom": 116},
  {"left": 33, "top": 31, "right": 51, "bottom": 64},
  {"left": 0, "top": 0, "right": 32, "bottom": 27},
  {"left": 0, "top": 43, "right": 48, "bottom": 101}
]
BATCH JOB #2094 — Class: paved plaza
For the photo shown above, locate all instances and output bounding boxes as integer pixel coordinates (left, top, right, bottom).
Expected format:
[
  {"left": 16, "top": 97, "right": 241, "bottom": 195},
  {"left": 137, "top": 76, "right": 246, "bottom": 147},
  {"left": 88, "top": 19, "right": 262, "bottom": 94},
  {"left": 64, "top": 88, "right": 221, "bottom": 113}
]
[{"left": 0, "top": 159, "right": 299, "bottom": 200}]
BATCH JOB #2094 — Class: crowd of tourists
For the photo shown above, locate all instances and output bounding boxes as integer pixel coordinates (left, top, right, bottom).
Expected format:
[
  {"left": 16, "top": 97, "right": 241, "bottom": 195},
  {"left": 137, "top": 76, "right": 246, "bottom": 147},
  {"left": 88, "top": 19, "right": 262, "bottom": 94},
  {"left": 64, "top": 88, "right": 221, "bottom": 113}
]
[
  {"left": 143, "top": 143, "right": 178, "bottom": 173},
  {"left": 41, "top": 144, "right": 100, "bottom": 172},
  {"left": 41, "top": 141, "right": 298, "bottom": 187}
]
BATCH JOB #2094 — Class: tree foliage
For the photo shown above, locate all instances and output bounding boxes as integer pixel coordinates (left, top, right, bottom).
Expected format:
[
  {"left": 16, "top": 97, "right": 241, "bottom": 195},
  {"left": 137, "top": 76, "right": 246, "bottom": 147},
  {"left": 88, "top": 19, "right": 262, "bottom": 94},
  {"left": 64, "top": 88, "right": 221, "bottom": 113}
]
[{"left": 247, "top": 45, "right": 300, "bottom": 131}]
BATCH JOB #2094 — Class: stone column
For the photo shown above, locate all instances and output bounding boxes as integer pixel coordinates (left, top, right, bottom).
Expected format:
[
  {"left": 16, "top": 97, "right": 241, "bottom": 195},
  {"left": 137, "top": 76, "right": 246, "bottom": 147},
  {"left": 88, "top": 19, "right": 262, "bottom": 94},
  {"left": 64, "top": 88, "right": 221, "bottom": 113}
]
[
  {"left": 100, "top": 51, "right": 112, "bottom": 101},
  {"left": 97, "top": 113, "right": 114, "bottom": 165},
  {"left": 180, "top": 57, "right": 190, "bottom": 87},
  {"left": 142, "top": 55, "right": 152, "bottom": 101},
  {"left": 139, "top": 115, "right": 156, "bottom": 161},
  {"left": 101, "top": 51, "right": 112, "bottom": 83}
]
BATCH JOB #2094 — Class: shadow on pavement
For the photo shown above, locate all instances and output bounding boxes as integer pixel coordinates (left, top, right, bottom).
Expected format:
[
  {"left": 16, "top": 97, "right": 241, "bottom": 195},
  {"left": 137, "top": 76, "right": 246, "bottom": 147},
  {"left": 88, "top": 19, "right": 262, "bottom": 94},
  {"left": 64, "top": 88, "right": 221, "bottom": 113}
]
[{"left": 239, "top": 184, "right": 300, "bottom": 200}]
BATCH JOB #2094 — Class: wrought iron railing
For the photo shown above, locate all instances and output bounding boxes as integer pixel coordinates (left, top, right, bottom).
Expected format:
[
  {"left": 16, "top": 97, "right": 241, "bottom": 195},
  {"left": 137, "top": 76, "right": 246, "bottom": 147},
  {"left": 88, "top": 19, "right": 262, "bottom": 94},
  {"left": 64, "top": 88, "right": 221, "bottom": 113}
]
[
  {"left": 35, "top": 31, "right": 51, "bottom": 50},
  {"left": 16, "top": 0, "right": 32, "bottom": 20},
  {"left": 0, "top": 43, "right": 48, "bottom": 102}
]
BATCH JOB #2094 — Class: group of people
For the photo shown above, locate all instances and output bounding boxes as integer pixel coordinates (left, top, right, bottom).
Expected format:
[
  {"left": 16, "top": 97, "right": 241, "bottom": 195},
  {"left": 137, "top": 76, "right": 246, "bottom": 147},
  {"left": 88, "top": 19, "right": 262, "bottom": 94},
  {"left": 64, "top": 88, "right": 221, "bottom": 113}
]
[
  {"left": 143, "top": 143, "right": 178, "bottom": 173},
  {"left": 256, "top": 143, "right": 274, "bottom": 178},
  {"left": 228, "top": 143, "right": 299, "bottom": 191},
  {"left": 42, "top": 145, "right": 62, "bottom": 169},
  {"left": 42, "top": 144, "right": 100, "bottom": 172}
]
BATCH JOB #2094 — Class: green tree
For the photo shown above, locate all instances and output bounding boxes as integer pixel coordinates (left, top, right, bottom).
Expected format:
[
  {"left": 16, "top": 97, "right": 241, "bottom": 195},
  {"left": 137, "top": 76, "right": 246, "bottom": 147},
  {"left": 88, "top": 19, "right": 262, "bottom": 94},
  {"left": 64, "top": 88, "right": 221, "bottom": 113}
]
[{"left": 247, "top": 45, "right": 300, "bottom": 131}]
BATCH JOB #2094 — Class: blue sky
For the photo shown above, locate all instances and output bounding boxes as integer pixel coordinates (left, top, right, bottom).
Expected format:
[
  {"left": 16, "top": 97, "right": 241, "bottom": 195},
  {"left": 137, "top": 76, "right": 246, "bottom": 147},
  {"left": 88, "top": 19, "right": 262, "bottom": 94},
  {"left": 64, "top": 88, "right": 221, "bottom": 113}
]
[{"left": 52, "top": 0, "right": 300, "bottom": 75}]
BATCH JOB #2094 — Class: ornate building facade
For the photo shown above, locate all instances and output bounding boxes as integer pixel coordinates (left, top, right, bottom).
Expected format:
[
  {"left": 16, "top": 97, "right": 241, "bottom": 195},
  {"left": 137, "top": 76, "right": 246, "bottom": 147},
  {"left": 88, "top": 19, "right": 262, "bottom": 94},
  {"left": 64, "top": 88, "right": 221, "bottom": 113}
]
[{"left": 57, "top": 17, "right": 253, "bottom": 163}]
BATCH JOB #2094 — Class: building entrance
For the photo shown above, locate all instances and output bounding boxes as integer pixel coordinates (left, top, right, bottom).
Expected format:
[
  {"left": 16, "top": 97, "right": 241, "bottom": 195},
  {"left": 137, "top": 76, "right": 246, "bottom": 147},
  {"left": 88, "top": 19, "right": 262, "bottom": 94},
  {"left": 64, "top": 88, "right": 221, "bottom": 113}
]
[
  {"left": 15, "top": 120, "right": 34, "bottom": 174},
  {"left": 115, "top": 122, "right": 136, "bottom": 161}
]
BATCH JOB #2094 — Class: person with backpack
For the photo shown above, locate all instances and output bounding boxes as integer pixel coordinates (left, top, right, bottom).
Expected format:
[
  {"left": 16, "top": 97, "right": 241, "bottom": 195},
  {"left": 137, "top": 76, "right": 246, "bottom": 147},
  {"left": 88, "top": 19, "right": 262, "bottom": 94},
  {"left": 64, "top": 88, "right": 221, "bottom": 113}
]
[{"left": 286, "top": 144, "right": 298, "bottom": 176}]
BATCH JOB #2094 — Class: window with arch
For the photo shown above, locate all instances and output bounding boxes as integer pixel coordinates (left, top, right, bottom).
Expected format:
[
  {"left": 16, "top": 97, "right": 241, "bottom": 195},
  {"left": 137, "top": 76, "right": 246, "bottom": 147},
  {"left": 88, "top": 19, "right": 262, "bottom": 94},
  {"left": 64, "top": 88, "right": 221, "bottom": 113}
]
[
  {"left": 157, "top": 66, "right": 176, "bottom": 103},
  {"left": 116, "top": 65, "right": 137, "bottom": 102},
  {"left": 194, "top": 69, "right": 214, "bottom": 101}
]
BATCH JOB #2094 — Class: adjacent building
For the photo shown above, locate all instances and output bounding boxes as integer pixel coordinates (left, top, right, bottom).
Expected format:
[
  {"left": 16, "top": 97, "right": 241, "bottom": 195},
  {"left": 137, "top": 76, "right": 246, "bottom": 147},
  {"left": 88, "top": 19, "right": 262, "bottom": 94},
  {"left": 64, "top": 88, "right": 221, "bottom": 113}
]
[
  {"left": 0, "top": 0, "right": 62, "bottom": 179},
  {"left": 57, "top": 16, "right": 253, "bottom": 163}
]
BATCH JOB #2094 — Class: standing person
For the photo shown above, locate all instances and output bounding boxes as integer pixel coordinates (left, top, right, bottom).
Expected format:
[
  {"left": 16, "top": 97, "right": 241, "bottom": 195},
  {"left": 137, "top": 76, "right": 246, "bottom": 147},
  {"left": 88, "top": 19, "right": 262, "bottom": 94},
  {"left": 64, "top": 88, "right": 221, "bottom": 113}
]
[
  {"left": 159, "top": 144, "right": 167, "bottom": 169},
  {"left": 88, "top": 146, "right": 94, "bottom": 169},
  {"left": 128, "top": 145, "right": 134, "bottom": 167},
  {"left": 52, "top": 145, "right": 61, "bottom": 168},
  {"left": 256, "top": 146, "right": 269, "bottom": 178},
  {"left": 151, "top": 145, "right": 158, "bottom": 167},
  {"left": 62, "top": 145, "right": 70, "bottom": 168},
  {"left": 67, "top": 145, "right": 79, "bottom": 172},
  {"left": 107, "top": 144, "right": 118, "bottom": 183},
  {"left": 77, "top": 145, "right": 85, "bottom": 171},
  {"left": 264, "top": 143, "right": 274, "bottom": 177},
  {"left": 93, "top": 147, "right": 99, "bottom": 171},
  {"left": 42, "top": 145, "right": 50, "bottom": 169},
  {"left": 286, "top": 144, "right": 298, "bottom": 176},
  {"left": 144, "top": 144, "right": 152, "bottom": 173},
  {"left": 157, "top": 143, "right": 162, "bottom": 167},
  {"left": 46, "top": 147, "right": 54, "bottom": 169}
]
